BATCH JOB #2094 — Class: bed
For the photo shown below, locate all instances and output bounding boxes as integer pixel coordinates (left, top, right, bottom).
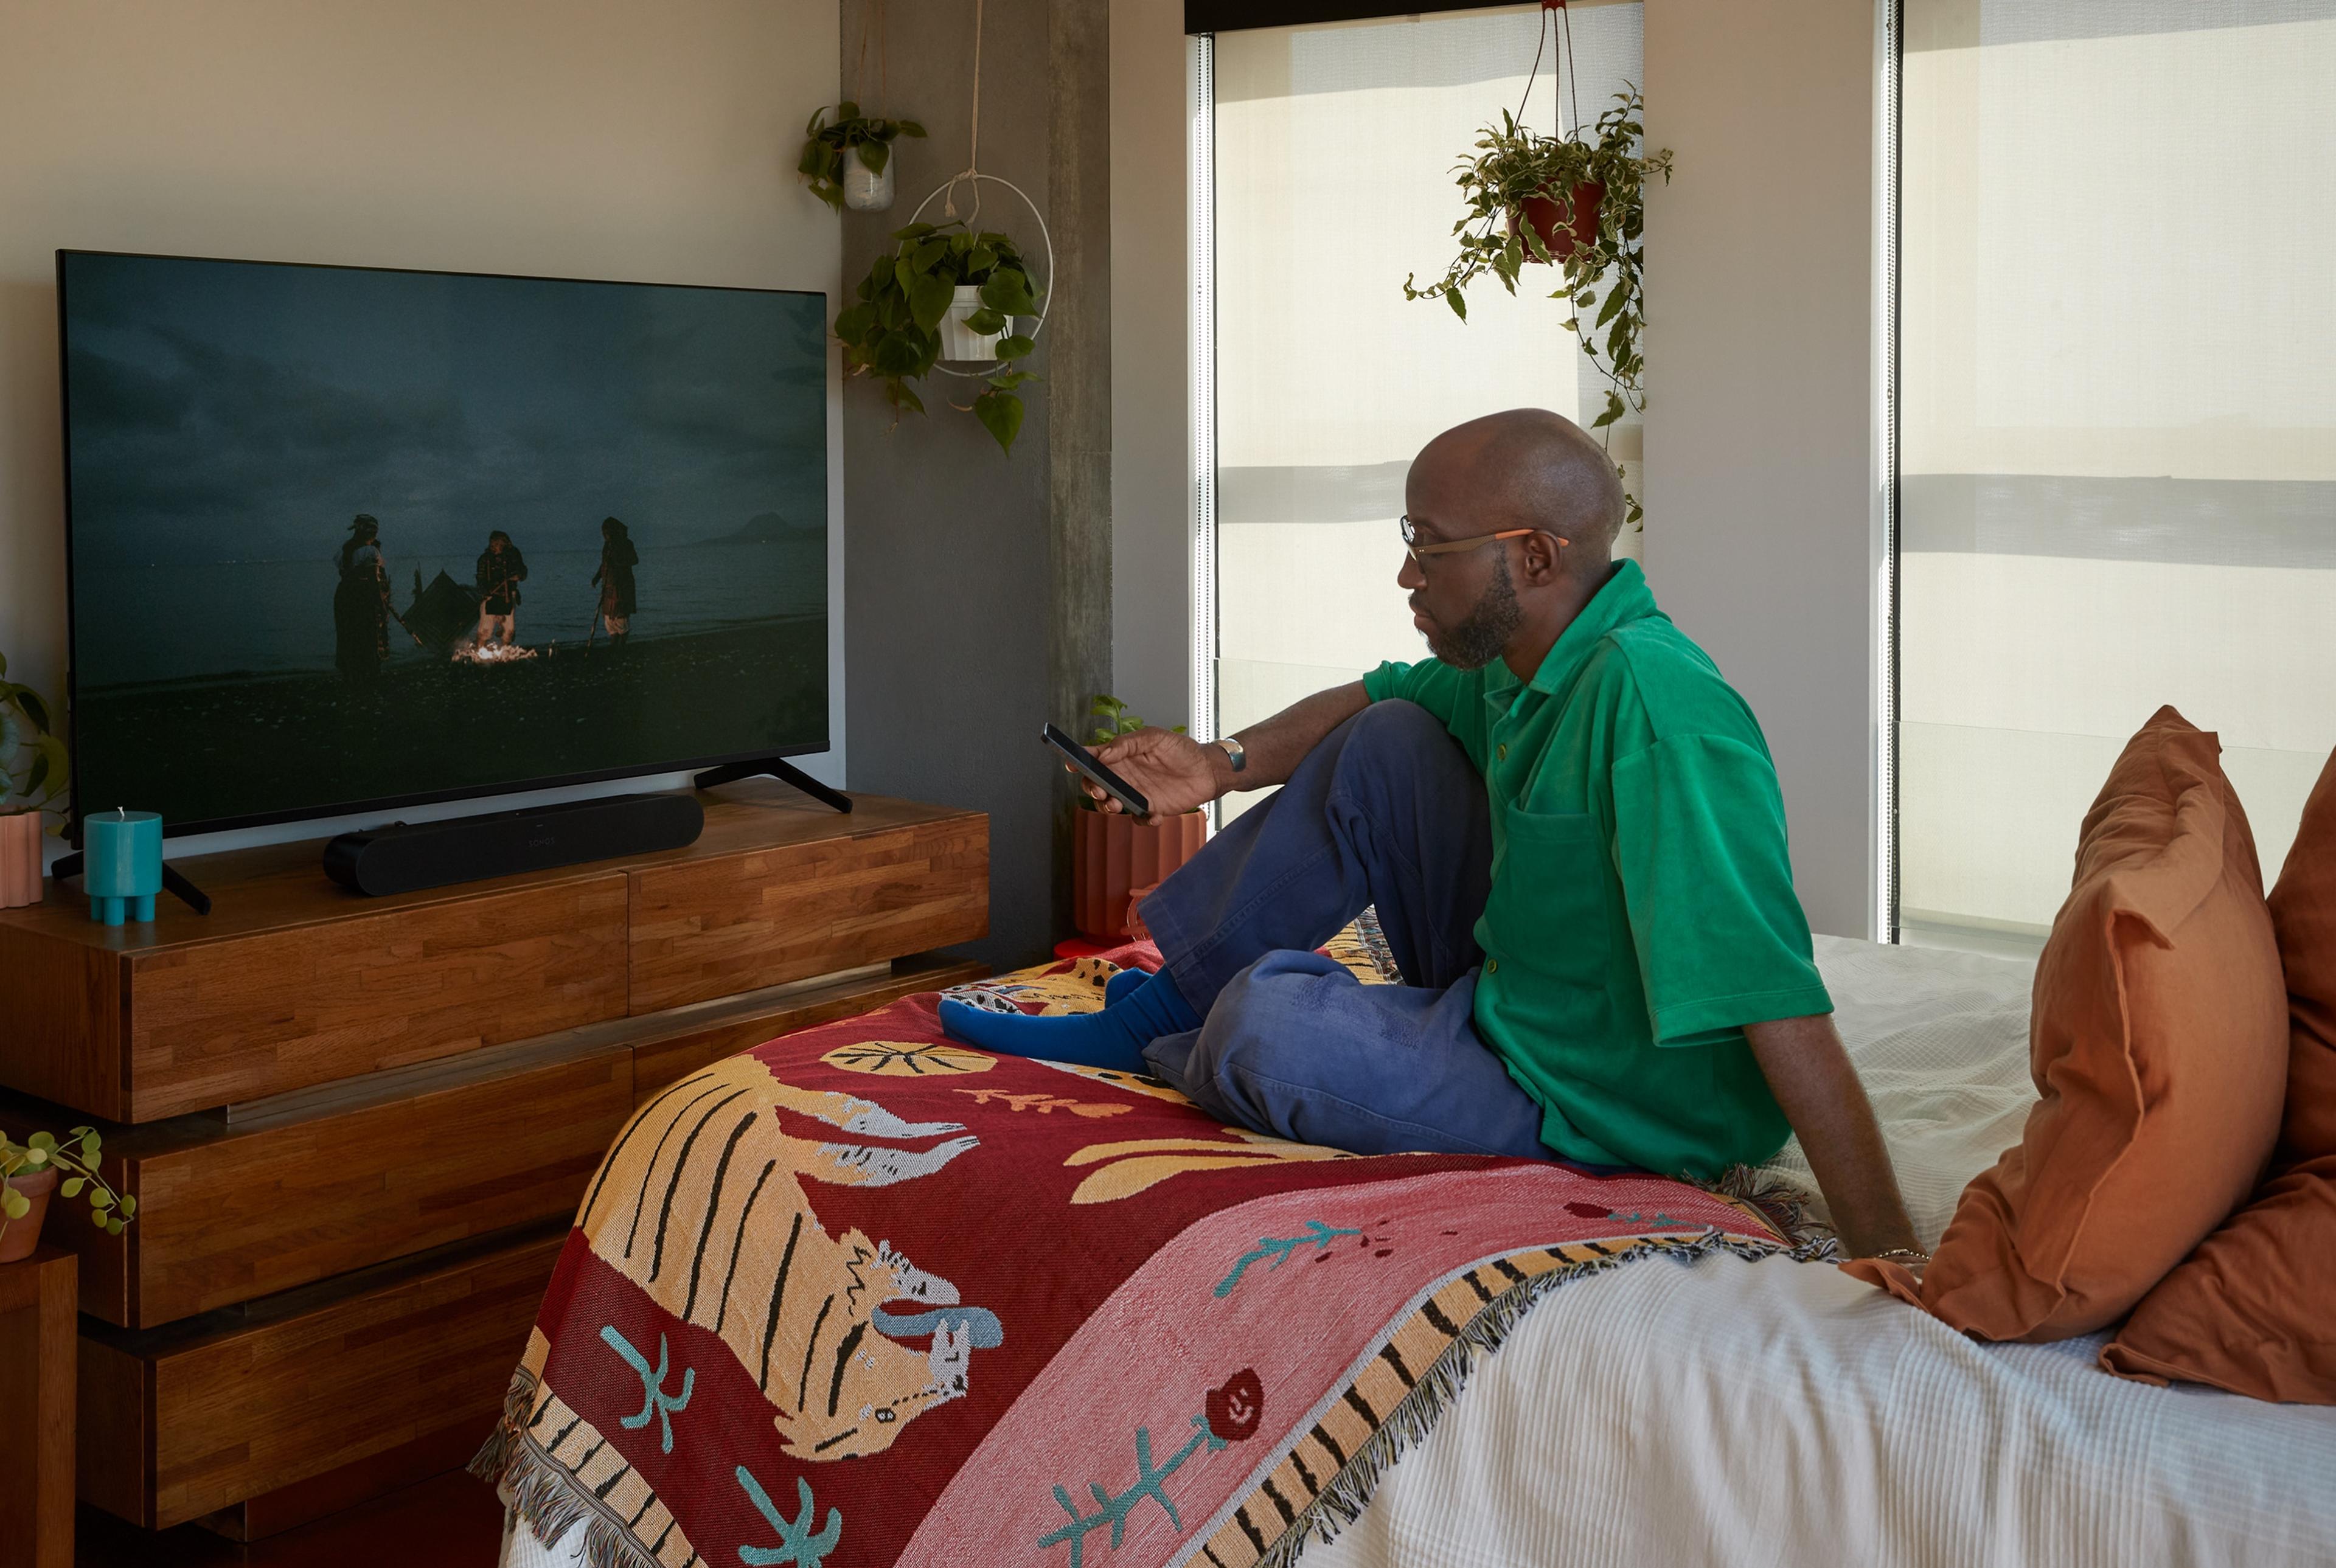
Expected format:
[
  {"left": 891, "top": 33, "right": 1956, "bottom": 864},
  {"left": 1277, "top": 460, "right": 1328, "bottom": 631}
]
[{"left": 492, "top": 934, "right": 2336, "bottom": 1568}]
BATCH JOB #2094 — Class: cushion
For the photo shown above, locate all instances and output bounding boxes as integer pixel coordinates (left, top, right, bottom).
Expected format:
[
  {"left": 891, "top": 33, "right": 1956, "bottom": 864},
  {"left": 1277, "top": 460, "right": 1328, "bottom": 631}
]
[
  {"left": 1844, "top": 707, "right": 2289, "bottom": 1340},
  {"left": 2101, "top": 744, "right": 2336, "bottom": 1400}
]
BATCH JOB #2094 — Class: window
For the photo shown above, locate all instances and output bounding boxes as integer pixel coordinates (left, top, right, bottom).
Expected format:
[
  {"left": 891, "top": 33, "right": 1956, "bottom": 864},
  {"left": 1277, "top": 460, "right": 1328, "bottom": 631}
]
[
  {"left": 1895, "top": 1, "right": 2336, "bottom": 951},
  {"left": 1194, "top": 4, "right": 1647, "bottom": 810}
]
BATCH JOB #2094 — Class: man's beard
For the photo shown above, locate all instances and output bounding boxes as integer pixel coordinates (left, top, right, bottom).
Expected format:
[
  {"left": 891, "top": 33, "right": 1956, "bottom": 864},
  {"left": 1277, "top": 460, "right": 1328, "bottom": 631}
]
[{"left": 1422, "top": 550, "right": 1523, "bottom": 670}]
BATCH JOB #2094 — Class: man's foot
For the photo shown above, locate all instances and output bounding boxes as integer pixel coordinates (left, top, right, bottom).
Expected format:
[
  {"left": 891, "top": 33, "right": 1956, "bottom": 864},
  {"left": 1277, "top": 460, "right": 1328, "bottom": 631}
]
[
  {"left": 1104, "top": 965, "right": 1148, "bottom": 1008},
  {"left": 939, "top": 968, "right": 1202, "bottom": 1074}
]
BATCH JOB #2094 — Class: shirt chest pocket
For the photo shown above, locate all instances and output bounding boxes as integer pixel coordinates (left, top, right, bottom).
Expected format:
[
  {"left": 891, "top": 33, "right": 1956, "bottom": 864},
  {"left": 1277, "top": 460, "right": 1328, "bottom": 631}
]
[{"left": 1483, "top": 808, "right": 1612, "bottom": 990}]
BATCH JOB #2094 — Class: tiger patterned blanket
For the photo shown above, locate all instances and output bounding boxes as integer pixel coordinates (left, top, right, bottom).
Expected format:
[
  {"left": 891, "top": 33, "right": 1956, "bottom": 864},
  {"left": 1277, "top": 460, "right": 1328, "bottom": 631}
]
[{"left": 476, "top": 940, "right": 1804, "bottom": 1568}]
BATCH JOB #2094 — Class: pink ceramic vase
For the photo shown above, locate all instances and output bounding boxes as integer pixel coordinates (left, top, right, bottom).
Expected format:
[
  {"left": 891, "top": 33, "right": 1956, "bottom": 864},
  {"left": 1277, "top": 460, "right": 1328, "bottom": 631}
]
[{"left": 0, "top": 810, "right": 44, "bottom": 910}]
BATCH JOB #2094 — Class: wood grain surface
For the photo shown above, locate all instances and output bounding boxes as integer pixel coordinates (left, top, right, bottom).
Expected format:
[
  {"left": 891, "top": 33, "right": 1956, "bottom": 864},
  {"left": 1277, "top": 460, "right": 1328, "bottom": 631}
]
[
  {"left": 0, "top": 1246, "right": 78, "bottom": 1568},
  {"left": 79, "top": 1225, "right": 563, "bottom": 1529}
]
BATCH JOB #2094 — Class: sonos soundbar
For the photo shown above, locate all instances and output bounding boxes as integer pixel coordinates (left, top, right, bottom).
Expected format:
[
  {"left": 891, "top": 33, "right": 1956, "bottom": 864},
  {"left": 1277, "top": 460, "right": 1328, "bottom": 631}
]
[{"left": 322, "top": 791, "right": 705, "bottom": 896}]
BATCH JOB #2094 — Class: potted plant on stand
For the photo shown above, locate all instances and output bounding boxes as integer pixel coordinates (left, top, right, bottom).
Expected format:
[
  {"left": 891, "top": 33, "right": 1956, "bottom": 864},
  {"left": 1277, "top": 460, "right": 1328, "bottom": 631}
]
[
  {"left": 2, "top": 1124, "right": 132, "bottom": 1264},
  {"left": 1072, "top": 697, "right": 1208, "bottom": 942},
  {"left": 0, "top": 650, "right": 69, "bottom": 909},
  {"left": 1404, "top": 88, "right": 1671, "bottom": 528},
  {"left": 833, "top": 219, "right": 1044, "bottom": 454},
  {"left": 798, "top": 101, "right": 927, "bottom": 213}
]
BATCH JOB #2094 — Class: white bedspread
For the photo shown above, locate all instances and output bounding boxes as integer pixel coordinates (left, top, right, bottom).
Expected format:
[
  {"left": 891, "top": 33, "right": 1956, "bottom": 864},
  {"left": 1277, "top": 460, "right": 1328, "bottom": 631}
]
[{"left": 1309, "top": 935, "right": 2336, "bottom": 1568}]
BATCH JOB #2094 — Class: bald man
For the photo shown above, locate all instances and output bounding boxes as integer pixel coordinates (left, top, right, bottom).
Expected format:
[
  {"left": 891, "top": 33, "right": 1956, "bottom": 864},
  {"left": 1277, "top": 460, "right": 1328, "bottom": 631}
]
[{"left": 942, "top": 409, "right": 1924, "bottom": 1267}]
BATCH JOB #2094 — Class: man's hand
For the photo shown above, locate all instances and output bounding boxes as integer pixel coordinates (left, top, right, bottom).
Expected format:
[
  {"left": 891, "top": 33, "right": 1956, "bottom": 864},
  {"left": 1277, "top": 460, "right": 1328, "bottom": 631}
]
[
  {"left": 1075, "top": 729, "right": 1228, "bottom": 817},
  {"left": 1740, "top": 1013, "right": 1923, "bottom": 1266}
]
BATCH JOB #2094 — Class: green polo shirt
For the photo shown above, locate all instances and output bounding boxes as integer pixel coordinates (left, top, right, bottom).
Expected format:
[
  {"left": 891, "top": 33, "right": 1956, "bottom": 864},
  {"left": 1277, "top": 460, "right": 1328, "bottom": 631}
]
[{"left": 1361, "top": 560, "right": 1830, "bottom": 1179}]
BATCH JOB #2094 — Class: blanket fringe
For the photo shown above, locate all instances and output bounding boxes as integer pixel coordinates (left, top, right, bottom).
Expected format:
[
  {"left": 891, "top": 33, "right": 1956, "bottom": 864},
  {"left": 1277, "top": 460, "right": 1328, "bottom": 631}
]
[
  {"left": 1253, "top": 1227, "right": 1835, "bottom": 1568},
  {"left": 470, "top": 1368, "right": 663, "bottom": 1568}
]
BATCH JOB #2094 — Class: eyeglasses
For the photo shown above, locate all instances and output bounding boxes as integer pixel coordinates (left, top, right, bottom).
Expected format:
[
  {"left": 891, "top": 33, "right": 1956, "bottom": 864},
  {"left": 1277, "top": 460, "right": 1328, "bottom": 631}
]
[{"left": 1398, "top": 516, "right": 1565, "bottom": 567}]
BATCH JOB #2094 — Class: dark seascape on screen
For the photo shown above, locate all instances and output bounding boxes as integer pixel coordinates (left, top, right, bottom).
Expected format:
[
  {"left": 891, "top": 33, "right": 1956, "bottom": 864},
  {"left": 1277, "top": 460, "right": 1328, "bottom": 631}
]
[{"left": 60, "top": 253, "right": 829, "bottom": 828}]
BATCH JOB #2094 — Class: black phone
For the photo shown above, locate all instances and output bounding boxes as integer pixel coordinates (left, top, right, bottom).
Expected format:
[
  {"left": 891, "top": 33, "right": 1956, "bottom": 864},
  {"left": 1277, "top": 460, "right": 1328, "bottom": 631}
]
[{"left": 1043, "top": 723, "right": 1152, "bottom": 819}]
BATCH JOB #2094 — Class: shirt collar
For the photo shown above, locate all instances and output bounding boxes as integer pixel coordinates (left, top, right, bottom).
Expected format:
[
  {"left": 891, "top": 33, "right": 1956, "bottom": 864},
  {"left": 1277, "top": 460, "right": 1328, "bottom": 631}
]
[{"left": 1481, "top": 560, "right": 1660, "bottom": 706}]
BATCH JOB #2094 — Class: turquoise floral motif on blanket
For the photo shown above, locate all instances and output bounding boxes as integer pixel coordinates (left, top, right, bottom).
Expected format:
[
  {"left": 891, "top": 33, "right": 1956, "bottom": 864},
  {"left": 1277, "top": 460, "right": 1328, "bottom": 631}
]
[
  {"left": 600, "top": 1324, "right": 695, "bottom": 1455},
  {"left": 1037, "top": 1370, "right": 1265, "bottom": 1567},
  {"left": 737, "top": 1469, "right": 843, "bottom": 1567},
  {"left": 1212, "top": 1221, "right": 1363, "bottom": 1299}
]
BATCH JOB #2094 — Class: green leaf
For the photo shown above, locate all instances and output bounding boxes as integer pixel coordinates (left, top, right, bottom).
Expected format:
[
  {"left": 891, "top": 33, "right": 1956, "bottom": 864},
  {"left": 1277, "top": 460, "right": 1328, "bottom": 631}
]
[
  {"left": 91, "top": 1187, "right": 113, "bottom": 1210},
  {"left": 967, "top": 245, "right": 996, "bottom": 276},
  {"left": 908, "top": 274, "right": 956, "bottom": 333},
  {"left": 835, "top": 100, "right": 860, "bottom": 122},
  {"left": 27, "top": 1132, "right": 54, "bottom": 1153},
  {"left": 859, "top": 139, "right": 889, "bottom": 176},
  {"left": 21, "top": 1147, "right": 44, "bottom": 1168},
  {"left": 888, "top": 380, "right": 926, "bottom": 416},
  {"left": 898, "top": 120, "right": 926, "bottom": 137},
  {"left": 1592, "top": 390, "right": 1625, "bottom": 429},
  {"left": 1, "top": 1188, "right": 26, "bottom": 1220},
  {"left": 972, "top": 389, "right": 1025, "bottom": 454},
  {"left": 15, "top": 689, "right": 48, "bottom": 732},
  {"left": 833, "top": 304, "right": 875, "bottom": 344},
  {"left": 79, "top": 1132, "right": 98, "bottom": 1160},
  {"left": 106, "top": 1217, "right": 125, "bottom": 1236},
  {"left": 985, "top": 369, "right": 1037, "bottom": 390},
  {"left": 60, "top": 1177, "right": 83, "bottom": 1198},
  {"left": 1445, "top": 288, "right": 1467, "bottom": 322},
  {"left": 892, "top": 253, "right": 919, "bottom": 296},
  {"left": 1596, "top": 282, "right": 1628, "bottom": 328},
  {"left": 980, "top": 271, "right": 1037, "bottom": 316},
  {"left": 88, "top": 1203, "right": 105, "bottom": 1226},
  {"left": 995, "top": 333, "right": 1035, "bottom": 362},
  {"left": 963, "top": 307, "right": 1007, "bottom": 336},
  {"left": 118, "top": 1194, "right": 135, "bottom": 1217}
]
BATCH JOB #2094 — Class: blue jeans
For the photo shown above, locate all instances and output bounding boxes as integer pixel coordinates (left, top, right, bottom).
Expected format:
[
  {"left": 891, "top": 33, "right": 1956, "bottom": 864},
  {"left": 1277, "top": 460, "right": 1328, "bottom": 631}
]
[{"left": 1139, "top": 701, "right": 1554, "bottom": 1160}]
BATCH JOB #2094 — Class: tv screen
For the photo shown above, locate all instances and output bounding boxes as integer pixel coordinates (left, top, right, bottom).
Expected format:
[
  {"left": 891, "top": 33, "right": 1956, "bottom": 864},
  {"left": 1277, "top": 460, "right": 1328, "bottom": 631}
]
[{"left": 57, "top": 251, "right": 829, "bottom": 838}]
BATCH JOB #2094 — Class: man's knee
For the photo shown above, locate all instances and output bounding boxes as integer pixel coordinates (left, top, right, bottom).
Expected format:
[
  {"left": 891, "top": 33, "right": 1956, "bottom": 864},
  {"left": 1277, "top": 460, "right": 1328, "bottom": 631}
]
[
  {"left": 1331, "top": 699, "right": 1478, "bottom": 805},
  {"left": 1183, "top": 952, "right": 1346, "bottom": 1099}
]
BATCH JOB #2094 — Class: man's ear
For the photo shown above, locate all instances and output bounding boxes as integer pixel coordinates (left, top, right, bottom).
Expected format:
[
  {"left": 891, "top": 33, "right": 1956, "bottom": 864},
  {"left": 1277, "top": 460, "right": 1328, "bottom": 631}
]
[{"left": 1518, "top": 531, "right": 1566, "bottom": 585}]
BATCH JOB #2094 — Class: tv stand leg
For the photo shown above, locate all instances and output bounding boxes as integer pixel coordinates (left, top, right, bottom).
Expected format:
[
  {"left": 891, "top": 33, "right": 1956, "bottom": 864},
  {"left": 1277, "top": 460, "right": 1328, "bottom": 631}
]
[
  {"left": 693, "top": 758, "right": 852, "bottom": 814},
  {"left": 47, "top": 853, "right": 214, "bottom": 915}
]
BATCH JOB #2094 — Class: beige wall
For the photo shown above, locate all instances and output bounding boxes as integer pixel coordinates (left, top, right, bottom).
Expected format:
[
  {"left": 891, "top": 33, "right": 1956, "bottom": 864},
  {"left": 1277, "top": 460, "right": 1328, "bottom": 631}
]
[
  {"left": 1641, "top": 0, "right": 1880, "bottom": 939},
  {"left": 0, "top": 0, "right": 841, "bottom": 858}
]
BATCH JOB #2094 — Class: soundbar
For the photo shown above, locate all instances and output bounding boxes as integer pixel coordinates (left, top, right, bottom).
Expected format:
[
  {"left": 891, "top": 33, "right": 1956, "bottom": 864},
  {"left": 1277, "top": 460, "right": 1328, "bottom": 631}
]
[{"left": 323, "top": 791, "right": 705, "bottom": 896}]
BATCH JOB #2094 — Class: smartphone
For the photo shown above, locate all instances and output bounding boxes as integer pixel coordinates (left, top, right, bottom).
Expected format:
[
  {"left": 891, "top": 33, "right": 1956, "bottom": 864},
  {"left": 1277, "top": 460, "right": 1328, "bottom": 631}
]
[{"left": 1042, "top": 723, "right": 1152, "bottom": 819}]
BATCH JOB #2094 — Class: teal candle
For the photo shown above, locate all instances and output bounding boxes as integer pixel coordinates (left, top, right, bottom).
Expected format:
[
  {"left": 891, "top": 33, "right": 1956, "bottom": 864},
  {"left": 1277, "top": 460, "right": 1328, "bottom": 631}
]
[{"left": 86, "top": 809, "right": 163, "bottom": 926}]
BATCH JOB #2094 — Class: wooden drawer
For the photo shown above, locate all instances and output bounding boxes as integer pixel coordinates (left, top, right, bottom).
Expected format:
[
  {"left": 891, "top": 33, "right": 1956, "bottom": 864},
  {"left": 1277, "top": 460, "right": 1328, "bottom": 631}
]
[
  {"left": 629, "top": 808, "right": 989, "bottom": 1012},
  {"left": 0, "top": 873, "right": 630, "bottom": 1123},
  {"left": 79, "top": 1224, "right": 563, "bottom": 1530},
  {"left": 8, "top": 1047, "right": 625, "bottom": 1331}
]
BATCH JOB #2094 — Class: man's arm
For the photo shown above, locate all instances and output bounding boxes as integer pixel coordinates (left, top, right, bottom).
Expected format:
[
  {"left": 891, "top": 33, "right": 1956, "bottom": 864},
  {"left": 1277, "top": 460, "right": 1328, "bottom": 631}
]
[
  {"left": 1741, "top": 1013, "right": 1922, "bottom": 1266},
  {"left": 1074, "top": 681, "right": 1372, "bottom": 816}
]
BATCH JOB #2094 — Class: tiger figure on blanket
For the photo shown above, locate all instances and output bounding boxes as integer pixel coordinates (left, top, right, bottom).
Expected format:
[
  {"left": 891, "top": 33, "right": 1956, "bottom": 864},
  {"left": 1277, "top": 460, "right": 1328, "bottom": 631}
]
[{"left": 577, "top": 1053, "right": 998, "bottom": 1462}]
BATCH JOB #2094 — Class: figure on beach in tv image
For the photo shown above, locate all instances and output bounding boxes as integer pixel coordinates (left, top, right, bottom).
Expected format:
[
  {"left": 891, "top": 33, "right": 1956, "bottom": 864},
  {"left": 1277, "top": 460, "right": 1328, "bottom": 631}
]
[
  {"left": 470, "top": 530, "right": 530, "bottom": 659},
  {"left": 593, "top": 516, "right": 638, "bottom": 649},
  {"left": 333, "top": 515, "right": 392, "bottom": 682},
  {"left": 58, "top": 251, "right": 831, "bottom": 831}
]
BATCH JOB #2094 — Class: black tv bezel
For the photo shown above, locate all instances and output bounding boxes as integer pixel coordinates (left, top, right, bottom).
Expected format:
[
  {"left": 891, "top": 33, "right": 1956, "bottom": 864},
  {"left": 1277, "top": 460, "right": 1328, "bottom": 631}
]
[{"left": 55, "top": 247, "right": 833, "bottom": 847}]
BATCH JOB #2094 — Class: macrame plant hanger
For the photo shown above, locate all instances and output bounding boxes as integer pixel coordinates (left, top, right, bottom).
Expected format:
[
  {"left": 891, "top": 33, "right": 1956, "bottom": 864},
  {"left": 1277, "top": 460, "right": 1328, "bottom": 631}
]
[{"left": 911, "top": 0, "right": 1054, "bottom": 375}]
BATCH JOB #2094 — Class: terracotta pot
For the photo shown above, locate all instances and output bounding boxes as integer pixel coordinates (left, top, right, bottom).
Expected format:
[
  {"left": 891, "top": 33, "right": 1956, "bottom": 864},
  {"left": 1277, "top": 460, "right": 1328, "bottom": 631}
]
[
  {"left": 1074, "top": 807, "right": 1207, "bottom": 940},
  {"left": 0, "top": 810, "right": 43, "bottom": 909},
  {"left": 1507, "top": 179, "right": 1605, "bottom": 264},
  {"left": 0, "top": 1165, "right": 60, "bottom": 1263}
]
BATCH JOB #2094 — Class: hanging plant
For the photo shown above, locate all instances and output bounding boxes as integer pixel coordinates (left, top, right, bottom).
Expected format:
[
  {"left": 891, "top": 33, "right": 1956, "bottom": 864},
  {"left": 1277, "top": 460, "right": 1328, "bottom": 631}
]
[
  {"left": 1404, "top": 86, "right": 1672, "bottom": 527},
  {"left": 798, "top": 102, "right": 926, "bottom": 212},
  {"left": 834, "top": 220, "right": 1042, "bottom": 454}
]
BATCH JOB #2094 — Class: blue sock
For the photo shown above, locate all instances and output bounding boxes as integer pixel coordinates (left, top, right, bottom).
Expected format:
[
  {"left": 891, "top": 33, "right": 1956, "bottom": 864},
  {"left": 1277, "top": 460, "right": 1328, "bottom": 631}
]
[
  {"left": 939, "top": 967, "right": 1203, "bottom": 1074},
  {"left": 1104, "top": 965, "right": 1147, "bottom": 1007}
]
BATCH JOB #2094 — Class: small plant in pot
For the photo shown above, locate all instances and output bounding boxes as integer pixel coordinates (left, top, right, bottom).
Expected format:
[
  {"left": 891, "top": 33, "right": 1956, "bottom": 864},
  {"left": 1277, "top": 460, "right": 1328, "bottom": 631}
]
[
  {"left": 0, "top": 650, "right": 69, "bottom": 910},
  {"left": 1072, "top": 696, "right": 1207, "bottom": 942},
  {"left": 798, "top": 100, "right": 927, "bottom": 213},
  {"left": 2, "top": 1125, "right": 132, "bottom": 1264},
  {"left": 833, "top": 220, "right": 1042, "bottom": 454},
  {"left": 1403, "top": 88, "right": 1672, "bottom": 527}
]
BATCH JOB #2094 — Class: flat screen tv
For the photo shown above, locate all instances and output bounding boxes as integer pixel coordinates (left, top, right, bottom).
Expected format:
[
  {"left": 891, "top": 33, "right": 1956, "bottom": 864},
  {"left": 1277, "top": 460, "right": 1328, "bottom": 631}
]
[{"left": 57, "top": 250, "right": 829, "bottom": 839}]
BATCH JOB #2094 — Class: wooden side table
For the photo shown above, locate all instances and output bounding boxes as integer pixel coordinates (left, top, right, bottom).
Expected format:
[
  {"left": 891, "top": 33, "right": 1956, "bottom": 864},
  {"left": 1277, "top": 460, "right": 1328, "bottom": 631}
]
[{"left": 0, "top": 1244, "right": 75, "bottom": 1568}]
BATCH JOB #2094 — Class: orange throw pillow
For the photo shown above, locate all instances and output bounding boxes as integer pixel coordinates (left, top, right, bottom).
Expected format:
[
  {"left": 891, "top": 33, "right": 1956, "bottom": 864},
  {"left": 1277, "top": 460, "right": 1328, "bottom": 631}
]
[
  {"left": 1844, "top": 707, "right": 2289, "bottom": 1340},
  {"left": 2101, "top": 745, "right": 2336, "bottom": 1400}
]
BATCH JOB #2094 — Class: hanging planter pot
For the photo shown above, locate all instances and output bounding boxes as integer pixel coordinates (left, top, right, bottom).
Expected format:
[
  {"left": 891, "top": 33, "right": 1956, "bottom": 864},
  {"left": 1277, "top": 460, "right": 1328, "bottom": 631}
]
[
  {"left": 1506, "top": 179, "right": 1604, "bottom": 265},
  {"left": 798, "top": 102, "right": 925, "bottom": 213},
  {"left": 939, "top": 285, "right": 1008, "bottom": 361},
  {"left": 843, "top": 144, "right": 897, "bottom": 212}
]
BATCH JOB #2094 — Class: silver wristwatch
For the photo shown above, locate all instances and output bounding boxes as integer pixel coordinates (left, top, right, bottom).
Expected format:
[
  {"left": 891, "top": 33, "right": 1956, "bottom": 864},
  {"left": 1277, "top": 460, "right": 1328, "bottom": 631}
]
[{"left": 1215, "top": 736, "right": 1247, "bottom": 774}]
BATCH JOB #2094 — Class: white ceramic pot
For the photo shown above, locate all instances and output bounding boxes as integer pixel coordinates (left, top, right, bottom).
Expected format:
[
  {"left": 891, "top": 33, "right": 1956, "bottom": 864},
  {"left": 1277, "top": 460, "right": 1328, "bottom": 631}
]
[
  {"left": 843, "top": 145, "right": 895, "bottom": 212},
  {"left": 939, "top": 285, "right": 1006, "bottom": 361},
  {"left": 0, "top": 810, "right": 41, "bottom": 909}
]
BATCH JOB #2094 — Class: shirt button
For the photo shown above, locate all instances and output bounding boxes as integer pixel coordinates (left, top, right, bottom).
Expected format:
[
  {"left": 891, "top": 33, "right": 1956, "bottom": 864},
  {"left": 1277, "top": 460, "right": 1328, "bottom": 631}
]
[
  {"left": 1486, "top": 959, "right": 1498, "bottom": 974},
  {"left": 1497, "top": 744, "right": 1509, "bottom": 761}
]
